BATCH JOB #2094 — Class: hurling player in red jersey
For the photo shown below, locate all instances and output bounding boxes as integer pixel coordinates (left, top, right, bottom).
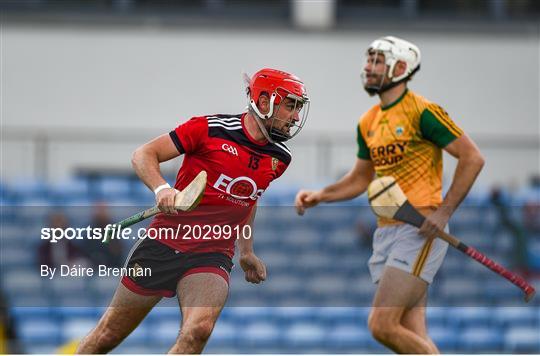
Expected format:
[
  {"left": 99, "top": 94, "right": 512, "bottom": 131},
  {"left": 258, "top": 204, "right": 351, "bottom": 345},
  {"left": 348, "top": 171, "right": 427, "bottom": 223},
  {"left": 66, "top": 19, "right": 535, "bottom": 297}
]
[{"left": 76, "top": 68, "right": 310, "bottom": 354}]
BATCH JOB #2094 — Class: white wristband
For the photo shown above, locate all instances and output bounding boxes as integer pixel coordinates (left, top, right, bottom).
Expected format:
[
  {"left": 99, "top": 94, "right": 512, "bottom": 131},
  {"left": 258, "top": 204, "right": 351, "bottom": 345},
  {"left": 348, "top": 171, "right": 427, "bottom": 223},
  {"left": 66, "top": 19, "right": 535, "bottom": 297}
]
[{"left": 153, "top": 183, "right": 171, "bottom": 195}]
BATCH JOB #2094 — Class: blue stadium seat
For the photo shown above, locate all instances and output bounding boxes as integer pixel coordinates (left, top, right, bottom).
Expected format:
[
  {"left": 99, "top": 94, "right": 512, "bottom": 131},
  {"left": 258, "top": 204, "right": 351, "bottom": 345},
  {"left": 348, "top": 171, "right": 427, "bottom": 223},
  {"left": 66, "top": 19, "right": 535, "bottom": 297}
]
[
  {"left": 453, "top": 229, "right": 492, "bottom": 251},
  {"left": 2, "top": 270, "right": 44, "bottom": 297},
  {"left": 6, "top": 179, "right": 49, "bottom": 201},
  {"left": 228, "top": 276, "right": 260, "bottom": 300},
  {"left": 273, "top": 307, "right": 316, "bottom": 324},
  {"left": 94, "top": 177, "right": 133, "bottom": 199},
  {"left": 60, "top": 205, "right": 96, "bottom": 227},
  {"left": 221, "top": 307, "right": 274, "bottom": 324},
  {"left": 348, "top": 277, "right": 376, "bottom": 306},
  {"left": 447, "top": 307, "right": 494, "bottom": 328},
  {"left": 15, "top": 205, "right": 55, "bottom": 230},
  {"left": 322, "top": 229, "right": 362, "bottom": 253},
  {"left": 439, "top": 279, "right": 481, "bottom": 305},
  {"left": 315, "top": 307, "right": 369, "bottom": 326},
  {"left": 512, "top": 186, "right": 540, "bottom": 205},
  {"left": 146, "top": 306, "right": 181, "bottom": 325},
  {"left": 0, "top": 181, "right": 8, "bottom": 198},
  {"left": 16, "top": 197, "right": 56, "bottom": 210},
  {"left": 132, "top": 181, "right": 154, "bottom": 200},
  {"left": 429, "top": 325, "right": 457, "bottom": 351},
  {"left": 227, "top": 293, "right": 274, "bottom": 307},
  {"left": 122, "top": 319, "right": 150, "bottom": 346},
  {"left": 283, "top": 227, "right": 322, "bottom": 251},
  {"left": 56, "top": 306, "right": 102, "bottom": 320},
  {"left": 460, "top": 326, "right": 503, "bottom": 351},
  {"left": 263, "top": 274, "right": 306, "bottom": 300},
  {"left": 3, "top": 180, "right": 538, "bottom": 354},
  {"left": 88, "top": 276, "right": 120, "bottom": 299},
  {"left": 49, "top": 276, "right": 89, "bottom": 297},
  {"left": 504, "top": 326, "right": 540, "bottom": 352},
  {"left": 450, "top": 206, "right": 482, "bottom": 229},
  {"left": 114, "top": 345, "right": 158, "bottom": 354},
  {"left": 294, "top": 251, "right": 334, "bottom": 274},
  {"left": 439, "top": 253, "right": 463, "bottom": 275},
  {"left": 11, "top": 306, "right": 54, "bottom": 319},
  {"left": 239, "top": 321, "right": 281, "bottom": 347},
  {"left": 493, "top": 307, "right": 539, "bottom": 327},
  {"left": 17, "top": 317, "right": 61, "bottom": 344},
  {"left": 266, "top": 206, "right": 302, "bottom": 226},
  {"left": 491, "top": 231, "right": 514, "bottom": 252},
  {"left": 257, "top": 194, "right": 278, "bottom": 206},
  {"left": 327, "top": 323, "right": 371, "bottom": 349},
  {"left": 426, "top": 307, "right": 448, "bottom": 328},
  {"left": 362, "top": 332, "right": 388, "bottom": 352},
  {"left": 206, "top": 320, "right": 238, "bottom": 346},
  {"left": 57, "top": 295, "right": 95, "bottom": 308},
  {"left": 24, "top": 344, "right": 59, "bottom": 354},
  {"left": 256, "top": 250, "right": 291, "bottom": 271},
  {"left": 261, "top": 185, "right": 298, "bottom": 206},
  {"left": 0, "top": 224, "right": 26, "bottom": 246},
  {"left": 483, "top": 278, "right": 527, "bottom": 303},
  {"left": 528, "top": 240, "right": 540, "bottom": 270},
  {"left": 149, "top": 320, "right": 180, "bottom": 345},
  {"left": 9, "top": 295, "right": 53, "bottom": 307},
  {"left": 61, "top": 317, "right": 99, "bottom": 342},
  {"left": 0, "top": 246, "right": 36, "bottom": 270},
  {"left": 306, "top": 274, "right": 349, "bottom": 302},
  {"left": 0, "top": 204, "right": 17, "bottom": 225},
  {"left": 283, "top": 322, "right": 326, "bottom": 348},
  {"left": 61, "top": 197, "right": 96, "bottom": 208},
  {"left": 326, "top": 255, "right": 368, "bottom": 279},
  {"left": 48, "top": 179, "right": 90, "bottom": 203}
]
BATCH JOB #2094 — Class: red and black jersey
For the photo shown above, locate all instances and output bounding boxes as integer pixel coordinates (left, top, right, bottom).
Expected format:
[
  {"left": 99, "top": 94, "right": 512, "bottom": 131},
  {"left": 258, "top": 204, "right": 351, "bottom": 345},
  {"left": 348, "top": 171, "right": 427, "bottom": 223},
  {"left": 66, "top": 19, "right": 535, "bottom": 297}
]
[{"left": 148, "top": 113, "right": 291, "bottom": 257}]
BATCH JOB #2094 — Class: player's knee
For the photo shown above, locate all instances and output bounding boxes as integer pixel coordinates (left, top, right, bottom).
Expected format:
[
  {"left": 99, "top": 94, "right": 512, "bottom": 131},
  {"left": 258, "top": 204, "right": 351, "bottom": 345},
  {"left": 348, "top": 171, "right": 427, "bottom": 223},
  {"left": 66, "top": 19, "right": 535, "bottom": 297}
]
[
  {"left": 180, "top": 320, "right": 215, "bottom": 344},
  {"left": 368, "top": 311, "right": 397, "bottom": 342}
]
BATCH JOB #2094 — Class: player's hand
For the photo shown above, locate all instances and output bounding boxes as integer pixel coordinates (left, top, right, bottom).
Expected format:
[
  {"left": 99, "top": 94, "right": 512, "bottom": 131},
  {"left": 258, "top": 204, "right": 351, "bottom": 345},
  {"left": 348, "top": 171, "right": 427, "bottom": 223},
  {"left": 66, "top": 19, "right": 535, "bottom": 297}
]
[
  {"left": 156, "top": 188, "right": 179, "bottom": 215},
  {"left": 418, "top": 207, "right": 452, "bottom": 240},
  {"left": 295, "top": 190, "right": 322, "bottom": 216},
  {"left": 239, "top": 252, "right": 266, "bottom": 284}
]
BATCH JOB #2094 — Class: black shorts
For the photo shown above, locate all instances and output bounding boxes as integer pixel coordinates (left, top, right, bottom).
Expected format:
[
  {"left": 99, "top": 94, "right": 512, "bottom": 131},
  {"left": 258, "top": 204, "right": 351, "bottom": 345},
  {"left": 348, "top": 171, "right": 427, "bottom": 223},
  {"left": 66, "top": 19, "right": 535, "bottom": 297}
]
[{"left": 121, "top": 238, "right": 234, "bottom": 298}]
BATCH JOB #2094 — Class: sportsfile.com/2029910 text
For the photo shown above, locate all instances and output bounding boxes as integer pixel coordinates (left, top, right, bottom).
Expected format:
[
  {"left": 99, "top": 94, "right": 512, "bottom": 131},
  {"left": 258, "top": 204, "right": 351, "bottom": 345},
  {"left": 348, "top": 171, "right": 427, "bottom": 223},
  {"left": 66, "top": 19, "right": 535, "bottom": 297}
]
[{"left": 40, "top": 224, "right": 252, "bottom": 243}]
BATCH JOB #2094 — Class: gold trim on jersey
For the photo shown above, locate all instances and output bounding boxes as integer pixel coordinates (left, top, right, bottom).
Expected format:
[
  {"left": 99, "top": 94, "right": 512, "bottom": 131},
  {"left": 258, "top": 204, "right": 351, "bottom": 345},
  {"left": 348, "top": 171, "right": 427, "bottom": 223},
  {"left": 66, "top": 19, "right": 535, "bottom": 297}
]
[{"left": 428, "top": 105, "right": 463, "bottom": 137}]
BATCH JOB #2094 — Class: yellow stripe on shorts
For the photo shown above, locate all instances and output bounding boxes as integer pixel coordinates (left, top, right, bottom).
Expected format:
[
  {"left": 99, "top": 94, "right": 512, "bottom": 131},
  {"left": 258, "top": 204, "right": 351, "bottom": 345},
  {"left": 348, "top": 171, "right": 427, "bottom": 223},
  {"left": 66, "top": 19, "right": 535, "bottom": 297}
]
[{"left": 412, "top": 238, "right": 434, "bottom": 277}]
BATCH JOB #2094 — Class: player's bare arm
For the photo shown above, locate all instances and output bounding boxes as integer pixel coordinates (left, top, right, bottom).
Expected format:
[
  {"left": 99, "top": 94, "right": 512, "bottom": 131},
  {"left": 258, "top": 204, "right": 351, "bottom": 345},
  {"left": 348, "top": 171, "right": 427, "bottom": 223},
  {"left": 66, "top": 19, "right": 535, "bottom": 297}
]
[
  {"left": 419, "top": 133, "right": 485, "bottom": 239},
  {"left": 295, "top": 158, "right": 375, "bottom": 215},
  {"left": 238, "top": 205, "right": 267, "bottom": 284},
  {"left": 132, "top": 133, "right": 182, "bottom": 215}
]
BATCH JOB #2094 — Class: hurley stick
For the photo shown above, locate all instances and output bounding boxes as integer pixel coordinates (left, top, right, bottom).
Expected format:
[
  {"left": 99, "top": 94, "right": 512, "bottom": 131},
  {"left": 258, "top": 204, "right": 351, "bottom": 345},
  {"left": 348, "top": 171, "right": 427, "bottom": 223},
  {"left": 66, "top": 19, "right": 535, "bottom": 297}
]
[
  {"left": 102, "top": 171, "right": 207, "bottom": 244},
  {"left": 367, "top": 176, "right": 535, "bottom": 302}
]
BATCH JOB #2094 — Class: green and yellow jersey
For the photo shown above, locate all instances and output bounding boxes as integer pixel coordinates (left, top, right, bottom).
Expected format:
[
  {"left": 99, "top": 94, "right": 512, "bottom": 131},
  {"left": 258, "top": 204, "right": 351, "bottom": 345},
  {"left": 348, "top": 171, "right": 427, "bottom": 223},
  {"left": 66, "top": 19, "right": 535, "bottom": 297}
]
[{"left": 357, "top": 89, "right": 463, "bottom": 226}]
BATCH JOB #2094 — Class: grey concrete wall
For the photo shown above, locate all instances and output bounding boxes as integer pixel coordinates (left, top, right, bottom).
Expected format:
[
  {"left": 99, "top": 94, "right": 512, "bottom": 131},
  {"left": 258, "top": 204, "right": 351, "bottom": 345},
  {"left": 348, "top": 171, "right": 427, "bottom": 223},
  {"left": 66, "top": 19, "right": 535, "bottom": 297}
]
[{"left": 2, "top": 24, "right": 539, "bottom": 188}]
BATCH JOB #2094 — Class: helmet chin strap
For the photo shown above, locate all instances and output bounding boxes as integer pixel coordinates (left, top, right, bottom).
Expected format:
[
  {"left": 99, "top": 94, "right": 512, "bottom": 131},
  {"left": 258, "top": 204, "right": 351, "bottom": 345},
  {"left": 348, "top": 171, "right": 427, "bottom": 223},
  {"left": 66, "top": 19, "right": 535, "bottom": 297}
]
[
  {"left": 251, "top": 110, "right": 276, "bottom": 143},
  {"left": 365, "top": 78, "right": 404, "bottom": 95},
  {"left": 365, "top": 65, "right": 420, "bottom": 95},
  {"left": 248, "top": 93, "right": 292, "bottom": 143},
  {"left": 249, "top": 111, "right": 291, "bottom": 143},
  {"left": 248, "top": 95, "right": 276, "bottom": 143}
]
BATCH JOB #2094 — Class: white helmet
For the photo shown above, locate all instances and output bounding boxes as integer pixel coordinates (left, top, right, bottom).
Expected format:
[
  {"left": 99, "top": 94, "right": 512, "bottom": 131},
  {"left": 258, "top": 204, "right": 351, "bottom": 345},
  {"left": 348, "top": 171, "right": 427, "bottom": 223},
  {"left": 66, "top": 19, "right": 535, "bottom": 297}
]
[{"left": 363, "top": 36, "right": 421, "bottom": 94}]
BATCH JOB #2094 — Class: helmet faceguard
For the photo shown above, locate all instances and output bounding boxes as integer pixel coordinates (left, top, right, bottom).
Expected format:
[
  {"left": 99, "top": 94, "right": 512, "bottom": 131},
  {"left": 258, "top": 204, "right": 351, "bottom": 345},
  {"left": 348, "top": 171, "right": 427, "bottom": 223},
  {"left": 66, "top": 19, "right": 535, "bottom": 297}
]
[
  {"left": 245, "top": 68, "right": 310, "bottom": 143},
  {"left": 362, "top": 36, "right": 421, "bottom": 95}
]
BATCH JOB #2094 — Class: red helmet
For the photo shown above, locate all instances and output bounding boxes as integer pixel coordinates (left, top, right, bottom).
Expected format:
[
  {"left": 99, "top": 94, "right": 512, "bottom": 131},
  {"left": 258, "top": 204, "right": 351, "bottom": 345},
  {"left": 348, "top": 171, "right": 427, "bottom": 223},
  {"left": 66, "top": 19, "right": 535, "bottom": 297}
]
[
  {"left": 246, "top": 68, "right": 310, "bottom": 142},
  {"left": 248, "top": 68, "right": 308, "bottom": 107}
]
